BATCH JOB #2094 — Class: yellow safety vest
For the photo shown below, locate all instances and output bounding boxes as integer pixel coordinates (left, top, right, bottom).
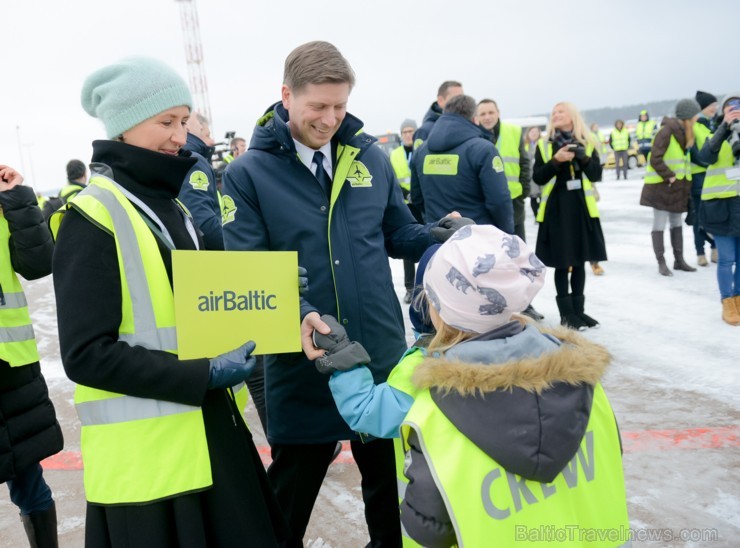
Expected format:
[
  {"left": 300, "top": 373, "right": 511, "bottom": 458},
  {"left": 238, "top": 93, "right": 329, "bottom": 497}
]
[
  {"left": 222, "top": 153, "right": 234, "bottom": 164},
  {"left": 644, "top": 135, "right": 691, "bottom": 184},
  {"left": 610, "top": 128, "right": 630, "bottom": 151},
  {"left": 390, "top": 145, "right": 412, "bottom": 195},
  {"left": 535, "top": 141, "right": 600, "bottom": 223},
  {"left": 50, "top": 175, "right": 247, "bottom": 504},
  {"left": 59, "top": 183, "right": 86, "bottom": 203},
  {"left": 399, "top": 383, "right": 630, "bottom": 547},
  {"left": 36, "top": 195, "right": 48, "bottom": 209},
  {"left": 635, "top": 120, "right": 655, "bottom": 140},
  {"left": 0, "top": 215, "right": 40, "bottom": 368},
  {"left": 702, "top": 139, "right": 740, "bottom": 200},
  {"left": 496, "top": 123, "right": 524, "bottom": 199},
  {"left": 691, "top": 123, "right": 712, "bottom": 175}
]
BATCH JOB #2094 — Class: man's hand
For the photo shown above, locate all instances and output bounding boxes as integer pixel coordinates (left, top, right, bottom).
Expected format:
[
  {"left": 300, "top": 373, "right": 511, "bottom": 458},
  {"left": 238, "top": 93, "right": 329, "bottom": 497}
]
[
  {"left": 431, "top": 215, "right": 475, "bottom": 243},
  {"left": 301, "top": 311, "right": 331, "bottom": 361},
  {"left": 0, "top": 165, "right": 24, "bottom": 192}
]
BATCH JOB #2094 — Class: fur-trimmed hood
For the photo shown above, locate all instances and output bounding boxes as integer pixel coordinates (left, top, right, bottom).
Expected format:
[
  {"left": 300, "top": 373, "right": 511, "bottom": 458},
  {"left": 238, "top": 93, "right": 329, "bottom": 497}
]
[{"left": 414, "top": 324, "right": 611, "bottom": 483}]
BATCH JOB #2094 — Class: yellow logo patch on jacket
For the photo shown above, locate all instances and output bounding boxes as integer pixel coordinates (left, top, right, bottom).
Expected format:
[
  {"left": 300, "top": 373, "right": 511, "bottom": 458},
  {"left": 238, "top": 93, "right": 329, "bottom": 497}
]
[
  {"left": 492, "top": 156, "right": 505, "bottom": 173},
  {"left": 189, "top": 171, "right": 209, "bottom": 191},
  {"left": 346, "top": 161, "right": 373, "bottom": 187},
  {"left": 221, "top": 195, "right": 237, "bottom": 224}
]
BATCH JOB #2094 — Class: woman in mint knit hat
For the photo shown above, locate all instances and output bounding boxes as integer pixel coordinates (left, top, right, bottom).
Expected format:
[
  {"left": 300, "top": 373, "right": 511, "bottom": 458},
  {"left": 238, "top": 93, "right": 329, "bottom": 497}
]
[{"left": 52, "top": 57, "right": 287, "bottom": 547}]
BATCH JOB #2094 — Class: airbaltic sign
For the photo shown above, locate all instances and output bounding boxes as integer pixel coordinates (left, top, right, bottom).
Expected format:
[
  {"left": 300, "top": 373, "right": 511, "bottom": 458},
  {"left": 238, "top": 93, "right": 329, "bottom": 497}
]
[{"left": 173, "top": 250, "right": 301, "bottom": 358}]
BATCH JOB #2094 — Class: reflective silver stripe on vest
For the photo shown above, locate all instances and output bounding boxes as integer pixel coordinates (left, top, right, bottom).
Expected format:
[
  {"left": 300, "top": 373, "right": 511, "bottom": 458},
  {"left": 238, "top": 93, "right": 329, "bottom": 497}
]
[
  {"left": 0, "top": 292, "right": 29, "bottom": 309},
  {"left": 701, "top": 180, "right": 740, "bottom": 196},
  {"left": 663, "top": 159, "right": 685, "bottom": 166},
  {"left": 584, "top": 189, "right": 595, "bottom": 198},
  {"left": 0, "top": 324, "right": 36, "bottom": 343},
  {"left": 76, "top": 395, "right": 199, "bottom": 426},
  {"left": 506, "top": 175, "right": 520, "bottom": 183},
  {"left": 706, "top": 166, "right": 728, "bottom": 177},
  {"left": 231, "top": 381, "right": 246, "bottom": 394},
  {"left": 501, "top": 156, "right": 519, "bottom": 163},
  {"left": 84, "top": 183, "right": 176, "bottom": 352}
]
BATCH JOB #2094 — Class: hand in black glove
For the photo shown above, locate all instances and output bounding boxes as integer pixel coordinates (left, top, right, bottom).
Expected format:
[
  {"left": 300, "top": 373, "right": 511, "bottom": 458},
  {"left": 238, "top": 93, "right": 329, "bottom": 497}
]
[
  {"left": 430, "top": 215, "right": 476, "bottom": 243},
  {"left": 298, "top": 266, "right": 309, "bottom": 294},
  {"left": 312, "top": 314, "right": 371, "bottom": 375},
  {"left": 208, "top": 341, "right": 257, "bottom": 389},
  {"left": 573, "top": 145, "right": 588, "bottom": 161}
]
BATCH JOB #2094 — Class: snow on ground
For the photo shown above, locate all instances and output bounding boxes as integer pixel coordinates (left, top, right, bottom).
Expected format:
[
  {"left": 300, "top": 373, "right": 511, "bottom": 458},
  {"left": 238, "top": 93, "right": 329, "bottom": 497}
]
[{"left": 3, "top": 166, "right": 738, "bottom": 546}]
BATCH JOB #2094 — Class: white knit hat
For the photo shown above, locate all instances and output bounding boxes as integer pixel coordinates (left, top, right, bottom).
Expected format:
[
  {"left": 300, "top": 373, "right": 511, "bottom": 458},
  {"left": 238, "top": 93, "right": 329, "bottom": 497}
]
[{"left": 423, "top": 225, "right": 546, "bottom": 333}]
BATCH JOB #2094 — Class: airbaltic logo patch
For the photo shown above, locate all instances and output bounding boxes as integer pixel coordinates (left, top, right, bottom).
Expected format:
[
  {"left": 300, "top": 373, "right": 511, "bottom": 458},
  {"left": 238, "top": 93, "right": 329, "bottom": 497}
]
[
  {"left": 492, "top": 156, "right": 505, "bottom": 173},
  {"left": 221, "top": 195, "right": 237, "bottom": 224},
  {"left": 189, "top": 170, "right": 210, "bottom": 190},
  {"left": 346, "top": 161, "right": 373, "bottom": 187}
]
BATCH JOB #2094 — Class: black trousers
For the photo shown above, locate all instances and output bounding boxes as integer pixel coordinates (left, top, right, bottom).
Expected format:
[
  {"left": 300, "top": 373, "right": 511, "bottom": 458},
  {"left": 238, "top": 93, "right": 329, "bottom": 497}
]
[{"left": 267, "top": 438, "right": 402, "bottom": 547}]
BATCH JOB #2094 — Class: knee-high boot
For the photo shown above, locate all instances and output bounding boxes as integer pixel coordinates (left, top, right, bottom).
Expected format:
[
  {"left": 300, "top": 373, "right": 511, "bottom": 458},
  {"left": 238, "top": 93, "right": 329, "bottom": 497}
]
[
  {"left": 651, "top": 231, "right": 673, "bottom": 276},
  {"left": 670, "top": 226, "right": 696, "bottom": 272},
  {"left": 21, "top": 501, "right": 58, "bottom": 548}
]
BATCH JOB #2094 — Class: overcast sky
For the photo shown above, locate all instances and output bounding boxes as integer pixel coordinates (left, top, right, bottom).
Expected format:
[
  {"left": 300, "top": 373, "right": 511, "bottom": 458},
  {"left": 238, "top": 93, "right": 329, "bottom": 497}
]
[{"left": 1, "top": 0, "right": 734, "bottom": 192}]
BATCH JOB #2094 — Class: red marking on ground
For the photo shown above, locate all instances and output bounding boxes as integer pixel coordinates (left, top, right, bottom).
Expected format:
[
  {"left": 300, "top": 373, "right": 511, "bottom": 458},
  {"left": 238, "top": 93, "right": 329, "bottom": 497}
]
[{"left": 42, "top": 428, "right": 739, "bottom": 471}]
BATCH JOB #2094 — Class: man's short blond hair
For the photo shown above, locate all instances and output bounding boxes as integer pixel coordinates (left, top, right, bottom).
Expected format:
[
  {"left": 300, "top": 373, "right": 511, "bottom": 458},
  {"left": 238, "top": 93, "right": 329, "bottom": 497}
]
[{"left": 283, "top": 41, "right": 356, "bottom": 92}]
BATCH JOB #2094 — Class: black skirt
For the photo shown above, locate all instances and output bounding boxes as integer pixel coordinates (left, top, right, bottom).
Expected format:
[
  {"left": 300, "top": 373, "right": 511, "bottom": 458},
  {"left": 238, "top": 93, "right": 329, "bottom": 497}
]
[
  {"left": 535, "top": 181, "right": 607, "bottom": 268},
  {"left": 84, "top": 390, "right": 288, "bottom": 548}
]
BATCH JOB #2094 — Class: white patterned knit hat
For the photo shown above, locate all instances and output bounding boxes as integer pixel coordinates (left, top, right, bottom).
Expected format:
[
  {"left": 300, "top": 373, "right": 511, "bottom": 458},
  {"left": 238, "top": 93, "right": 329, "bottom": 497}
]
[{"left": 423, "top": 224, "right": 546, "bottom": 333}]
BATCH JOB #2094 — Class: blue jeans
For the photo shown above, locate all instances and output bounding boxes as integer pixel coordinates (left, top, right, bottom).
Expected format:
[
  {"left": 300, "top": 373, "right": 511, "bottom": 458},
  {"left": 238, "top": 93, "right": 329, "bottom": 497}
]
[
  {"left": 5, "top": 463, "right": 53, "bottom": 515},
  {"left": 714, "top": 235, "right": 740, "bottom": 300}
]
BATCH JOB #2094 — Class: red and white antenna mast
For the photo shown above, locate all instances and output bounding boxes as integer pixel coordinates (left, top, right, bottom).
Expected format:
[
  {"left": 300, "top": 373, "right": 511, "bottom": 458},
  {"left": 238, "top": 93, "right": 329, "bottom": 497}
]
[{"left": 175, "top": 0, "right": 212, "bottom": 123}]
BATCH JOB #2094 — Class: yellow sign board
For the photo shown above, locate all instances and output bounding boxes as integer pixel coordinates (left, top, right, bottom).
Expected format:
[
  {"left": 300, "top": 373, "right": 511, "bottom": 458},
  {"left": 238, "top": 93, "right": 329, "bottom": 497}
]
[{"left": 173, "top": 250, "right": 301, "bottom": 359}]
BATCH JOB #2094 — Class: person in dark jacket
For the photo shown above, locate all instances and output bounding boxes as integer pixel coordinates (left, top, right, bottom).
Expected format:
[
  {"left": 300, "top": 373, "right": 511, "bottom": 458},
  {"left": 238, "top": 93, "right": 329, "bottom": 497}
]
[
  {"left": 640, "top": 99, "right": 701, "bottom": 276},
  {"left": 411, "top": 95, "right": 514, "bottom": 233},
  {"left": 321, "top": 225, "right": 628, "bottom": 547},
  {"left": 697, "top": 92, "right": 740, "bottom": 325},
  {"left": 534, "top": 102, "right": 606, "bottom": 330},
  {"left": 0, "top": 164, "right": 62, "bottom": 547},
  {"left": 691, "top": 90, "right": 719, "bottom": 266},
  {"left": 409, "top": 81, "right": 463, "bottom": 212},
  {"left": 178, "top": 112, "right": 224, "bottom": 251},
  {"left": 52, "top": 56, "right": 287, "bottom": 548},
  {"left": 60, "top": 159, "right": 87, "bottom": 203},
  {"left": 221, "top": 41, "right": 467, "bottom": 547}
]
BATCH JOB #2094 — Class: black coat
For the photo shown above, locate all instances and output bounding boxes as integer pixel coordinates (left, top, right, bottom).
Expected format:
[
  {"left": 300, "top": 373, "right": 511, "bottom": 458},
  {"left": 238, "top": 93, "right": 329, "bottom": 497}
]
[
  {"left": 0, "top": 184, "right": 62, "bottom": 483},
  {"left": 697, "top": 121, "right": 740, "bottom": 237},
  {"left": 53, "top": 141, "right": 287, "bottom": 546},
  {"left": 533, "top": 141, "right": 607, "bottom": 267}
]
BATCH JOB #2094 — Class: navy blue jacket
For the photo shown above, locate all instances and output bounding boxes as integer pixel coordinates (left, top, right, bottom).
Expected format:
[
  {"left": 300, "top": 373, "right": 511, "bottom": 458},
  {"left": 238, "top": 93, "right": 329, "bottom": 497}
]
[
  {"left": 179, "top": 133, "right": 223, "bottom": 250},
  {"left": 222, "top": 102, "right": 435, "bottom": 443},
  {"left": 411, "top": 113, "right": 514, "bottom": 233},
  {"left": 412, "top": 102, "right": 443, "bottom": 145},
  {"left": 697, "top": 121, "right": 740, "bottom": 237}
]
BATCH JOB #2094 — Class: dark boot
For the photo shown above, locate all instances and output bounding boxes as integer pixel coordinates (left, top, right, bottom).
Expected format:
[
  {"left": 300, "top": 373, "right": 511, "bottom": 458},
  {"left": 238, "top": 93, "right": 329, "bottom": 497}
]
[
  {"left": 651, "top": 231, "right": 673, "bottom": 276},
  {"left": 21, "top": 502, "right": 58, "bottom": 548},
  {"left": 670, "top": 226, "right": 696, "bottom": 272},
  {"left": 556, "top": 295, "right": 587, "bottom": 331},
  {"left": 572, "top": 295, "right": 599, "bottom": 328},
  {"left": 521, "top": 304, "right": 544, "bottom": 321}
]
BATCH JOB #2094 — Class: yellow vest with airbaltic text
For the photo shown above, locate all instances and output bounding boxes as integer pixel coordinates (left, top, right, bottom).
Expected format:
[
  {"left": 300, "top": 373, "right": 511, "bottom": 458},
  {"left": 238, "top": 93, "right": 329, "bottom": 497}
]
[
  {"left": 644, "top": 135, "right": 691, "bottom": 184},
  {"left": 497, "top": 123, "right": 524, "bottom": 199},
  {"left": 50, "top": 176, "right": 247, "bottom": 505},
  {"left": 399, "top": 383, "right": 630, "bottom": 547},
  {"left": 535, "top": 141, "right": 600, "bottom": 223},
  {"left": 0, "top": 215, "right": 40, "bottom": 368}
]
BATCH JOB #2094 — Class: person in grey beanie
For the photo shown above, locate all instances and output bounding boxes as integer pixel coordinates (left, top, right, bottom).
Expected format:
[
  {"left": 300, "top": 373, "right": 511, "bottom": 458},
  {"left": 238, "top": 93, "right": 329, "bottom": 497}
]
[
  {"left": 390, "top": 118, "right": 421, "bottom": 303},
  {"left": 52, "top": 57, "right": 287, "bottom": 547},
  {"left": 640, "top": 98, "right": 701, "bottom": 276}
]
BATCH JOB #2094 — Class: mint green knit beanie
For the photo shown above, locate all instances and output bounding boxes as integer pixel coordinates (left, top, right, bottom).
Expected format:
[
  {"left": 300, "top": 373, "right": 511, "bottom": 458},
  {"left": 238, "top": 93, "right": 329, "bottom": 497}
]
[{"left": 81, "top": 57, "right": 193, "bottom": 138}]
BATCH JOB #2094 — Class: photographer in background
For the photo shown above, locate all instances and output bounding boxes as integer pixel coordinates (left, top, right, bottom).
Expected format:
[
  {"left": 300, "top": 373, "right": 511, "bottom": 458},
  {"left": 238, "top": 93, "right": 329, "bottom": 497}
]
[
  {"left": 697, "top": 93, "right": 740, "bottom": 325},
  {"left": 533, "top": 102, "right": 605, "bottom": 330}
]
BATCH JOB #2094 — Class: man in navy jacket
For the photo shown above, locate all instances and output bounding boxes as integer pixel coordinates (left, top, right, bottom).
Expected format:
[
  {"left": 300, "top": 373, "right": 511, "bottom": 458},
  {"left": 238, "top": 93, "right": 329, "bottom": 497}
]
[
  {"left": 178, "top": 112, "right": 223, "bottom": 250},
  {"left": 412, "top": 95, "right": 514, "bottom": 233},
  {"left": 222, "top": 41, "right": 455, "bottom": 547}
]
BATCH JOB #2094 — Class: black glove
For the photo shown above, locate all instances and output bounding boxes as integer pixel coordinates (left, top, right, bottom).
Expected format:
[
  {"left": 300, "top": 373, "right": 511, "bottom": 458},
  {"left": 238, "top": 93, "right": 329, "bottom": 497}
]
[
  {"left": 313, "top": 314, "right": 371, "bottom": 375},
  {"left": 208, "top": 341, "right": 257, "bottom": 389},
  {"left": 573, "top": 145, "right": 587, "bottom": 161},
  {"left": 298, "top": 266, "right": 309, "bottom": 294},
  {"left": 430, "top": 216, "right": 476, "bottom": 243}
]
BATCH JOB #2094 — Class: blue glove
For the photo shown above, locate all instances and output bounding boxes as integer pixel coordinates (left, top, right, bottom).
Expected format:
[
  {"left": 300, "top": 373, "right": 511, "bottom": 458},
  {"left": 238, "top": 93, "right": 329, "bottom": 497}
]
[
  {"left": 208, "top": 341, "right": 257, "bottom": 389},
  {"left": 298, "top": 266, "right": 309, "bottom": 294}
]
